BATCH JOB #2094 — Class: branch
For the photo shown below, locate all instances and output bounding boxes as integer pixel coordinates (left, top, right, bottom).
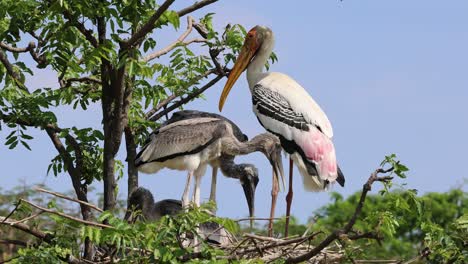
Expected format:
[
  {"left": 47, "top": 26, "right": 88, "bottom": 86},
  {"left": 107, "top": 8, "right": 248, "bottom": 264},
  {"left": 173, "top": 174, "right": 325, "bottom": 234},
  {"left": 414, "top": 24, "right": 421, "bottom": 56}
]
[
  {"left": 285, "top": 167, "right": 394, "bottom": 264},
  {"left": 0, "top": 239, "right": 27, "bottom": 247},
  {"left": 62, "top": 10, "right": 98, "bottom": 48},
  {"left": 0, "top": 49, "right": 25, "bottom": 90},
  {"left": 144, "top": 68, "right": 217, "bottom": 119},
  {"left": 0, "top": 216, "right": 87, "bottom": 264},
  {"left": 64, "top": 76, "right": 102, "bottom": 87},
  {"left": 177, "top": 0, "right": 219, "bottom": 17},
  {"left": 347, "top": 231, "right": 382, "bottom": 241},
  {"left": 148, "top": 73, "right": 223, "bottom": 121},
  {"left": 34, "top": 187, "right": 103, "bottom": 213},
  {"left": 144, "top": 16, "right": 199, "bottom": 62},
  {"left": 144, "top": 37, "right": 205, "bottom": 62},
  {"left": 124, "top": 0, "right": 176, "bottom": 48},
  {"left": 193, "top": 22, "right": 209, "bottom": 38},
  {"left": 0, "top": 41, "right": 35, "bottom": 53},
  {"left": 0, "top": 216, "right": 51, "bottom": 242},
  {"left": 19, "top": 199, "right": 112, "bottom": 229}
]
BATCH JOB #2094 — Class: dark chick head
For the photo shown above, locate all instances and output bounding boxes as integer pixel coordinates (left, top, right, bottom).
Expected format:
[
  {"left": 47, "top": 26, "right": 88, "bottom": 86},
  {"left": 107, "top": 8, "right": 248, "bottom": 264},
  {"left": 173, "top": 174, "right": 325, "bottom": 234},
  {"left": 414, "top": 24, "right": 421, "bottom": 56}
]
[
  {"left": 124, "top": 187, "right": 155, "bottom": 223},
  {"left": 238, "top": 163, "right": 259, "bottom": 226}
]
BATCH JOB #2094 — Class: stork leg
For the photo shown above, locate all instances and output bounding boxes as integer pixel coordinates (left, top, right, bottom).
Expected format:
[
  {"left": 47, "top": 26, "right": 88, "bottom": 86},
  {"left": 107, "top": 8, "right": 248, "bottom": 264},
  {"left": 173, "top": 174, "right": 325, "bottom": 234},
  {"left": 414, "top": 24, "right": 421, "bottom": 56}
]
[
  {"left": 285, "top": 158, "right": 294, "bottom": 237},
  {"left": 268, "top": 169, "right": 279, "bottom": 237},
  {"left": 182, "top": 171, "right": 194, "bottom": 209},
  {"left": 193, "top": 173, "right": 203, "bottom": 207},
  {"left": 209, "top": 166, "right": 218, "bottom": 213},
  {"left": 192, "top": 164, "right": 207, "bottom": 207}
]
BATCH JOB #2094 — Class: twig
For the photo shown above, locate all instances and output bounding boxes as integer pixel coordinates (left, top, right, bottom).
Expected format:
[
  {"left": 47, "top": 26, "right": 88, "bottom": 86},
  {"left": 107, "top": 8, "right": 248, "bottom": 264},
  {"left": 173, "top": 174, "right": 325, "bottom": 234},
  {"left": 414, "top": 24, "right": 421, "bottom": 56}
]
[
  {"left": 19, "top": 199, "right": 112, "bottom": 229},
  {"left": 229, "top": 237, "right": 249, "bottom": 255},
  {"left": 245, "top": 233, "right": 282, "bottom": 242},
  {"left": 149, "top": 74, "right": 223, "bottom": 121},
  {"left": 0, "top": 239, "right": 27, "bottom": 247},
  {"left": 65, "top": 76, "right": 102, "bottom": 86},
  {"left": 0, "top": 216, "right": 52, "bottom": 242},
  {"left": 177, "top": 0, "right": 219, "bottom": 17},
  {"left": 34, "top": 187, "right": 104, "bottom": 213},
  {"left": 1, "top": 201, "right": 21, "bottom": 224},
  {"left": 0, "top": 49, "right": 26, "bottom": 90},
  {"left": 250, "top": 237, "right": 264, "bottom": 257},
  {"left": 0, "top": 41, "right": 35, "bottom": 53},
  {"left": 401, "top": 247, "right": 430, "bottom": 264},
  {"left": 62, "top": 10, "right": 98, "bottom": 48},
  {"left": 10, "top": 211, "right": 43, "bottom": 225},
  {"left": 209, "top": 48, "right": 225, "bottom": 75},
  {"left": 235, "top": 217, "right": 282, "bottom": 222},
  {"left": 354, "top": 260, "right": 398, "bottom": 263},
  {"left": 0, "top": 256, "right": 20, "bottom": 264},
  {"left": 124, "top": 0, "right": 175, "bottom": 48},
  {"left": 143, "top": 16, "right": 204, "bottom": 62}
]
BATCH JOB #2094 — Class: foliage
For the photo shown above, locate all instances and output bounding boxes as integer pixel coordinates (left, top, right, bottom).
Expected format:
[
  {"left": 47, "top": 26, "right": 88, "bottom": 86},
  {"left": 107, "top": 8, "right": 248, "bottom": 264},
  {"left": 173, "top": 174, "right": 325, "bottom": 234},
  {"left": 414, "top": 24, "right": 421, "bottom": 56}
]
[{"left": 309, "top": 188, "right": 467, "bottom": 262}]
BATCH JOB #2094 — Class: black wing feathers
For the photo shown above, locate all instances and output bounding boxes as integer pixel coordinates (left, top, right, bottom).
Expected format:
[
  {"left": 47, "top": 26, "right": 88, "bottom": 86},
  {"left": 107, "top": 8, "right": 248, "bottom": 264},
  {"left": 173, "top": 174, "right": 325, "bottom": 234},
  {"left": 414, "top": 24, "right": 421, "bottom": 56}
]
[{"left": 252, "top": 85, "right": 309, "bottom": 131}]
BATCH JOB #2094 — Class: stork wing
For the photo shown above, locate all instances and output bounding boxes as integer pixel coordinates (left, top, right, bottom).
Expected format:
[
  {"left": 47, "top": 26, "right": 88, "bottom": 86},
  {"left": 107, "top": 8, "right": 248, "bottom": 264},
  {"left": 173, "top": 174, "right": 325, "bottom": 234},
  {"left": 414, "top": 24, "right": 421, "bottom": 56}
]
[
  {"left": 256, "top": 72, "right": 334, "bottom": 138},
  {"left": 167, "top": 110, "right": 248, "bottom": 142},
  {"left": 136, "top": 118, "right": 226, "bottom": 165},
  {"left": 253, "top": 84, "right": 310, "bottom": 132}
]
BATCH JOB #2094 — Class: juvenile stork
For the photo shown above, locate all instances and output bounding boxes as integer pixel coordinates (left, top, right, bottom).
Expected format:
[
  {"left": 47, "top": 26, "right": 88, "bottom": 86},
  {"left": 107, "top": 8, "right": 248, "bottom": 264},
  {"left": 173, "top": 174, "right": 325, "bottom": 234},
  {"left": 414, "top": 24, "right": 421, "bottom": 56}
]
[
  {"left": 218, "top": 26, "right": 345, "bottom": 236},
  {"left": 124, "top": 187, "right": 234, "bottom": 246},
  {"left": 135, "top": 113, "right": 283, "bottom": 226},
  {"left": 161, "top": 110, "right": 249, "bottom": 209}
]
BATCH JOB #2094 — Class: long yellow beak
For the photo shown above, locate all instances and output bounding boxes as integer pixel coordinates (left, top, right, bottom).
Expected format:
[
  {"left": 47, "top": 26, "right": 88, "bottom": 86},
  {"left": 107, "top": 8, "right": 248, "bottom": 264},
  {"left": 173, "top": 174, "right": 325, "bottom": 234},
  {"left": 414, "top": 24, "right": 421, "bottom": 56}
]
[{"left": 218, "top": 44, "right": 256, "bottom": 111}]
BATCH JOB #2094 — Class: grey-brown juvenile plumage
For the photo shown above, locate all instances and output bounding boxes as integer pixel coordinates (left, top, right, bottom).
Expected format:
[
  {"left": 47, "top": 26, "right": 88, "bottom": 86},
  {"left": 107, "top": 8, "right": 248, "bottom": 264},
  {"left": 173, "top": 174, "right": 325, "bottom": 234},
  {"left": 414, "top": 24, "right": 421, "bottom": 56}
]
[{"left": 135, "top": 110, "right": 284, "bottom": 224}]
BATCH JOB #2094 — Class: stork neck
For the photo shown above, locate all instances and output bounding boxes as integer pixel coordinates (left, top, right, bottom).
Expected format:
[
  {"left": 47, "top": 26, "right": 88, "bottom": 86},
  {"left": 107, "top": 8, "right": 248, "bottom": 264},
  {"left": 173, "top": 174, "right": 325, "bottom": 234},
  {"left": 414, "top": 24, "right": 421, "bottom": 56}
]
[
  {"left": 247, "top": 42, "right": 273, "bottom": 89},
  {"left": 218, "top": 155, "right": 243, "bottom": 179}
]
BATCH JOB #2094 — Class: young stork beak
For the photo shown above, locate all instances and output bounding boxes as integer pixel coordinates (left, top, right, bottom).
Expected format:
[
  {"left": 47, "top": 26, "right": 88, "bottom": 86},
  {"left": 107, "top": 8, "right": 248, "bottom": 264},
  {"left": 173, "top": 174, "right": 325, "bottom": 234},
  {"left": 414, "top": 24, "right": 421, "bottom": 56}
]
[
  {"left": 219, "top": 28, "right": 261, "bottom": 111},
  {"left": 241, "top": 176, "right": 258, "bottom": 228}
]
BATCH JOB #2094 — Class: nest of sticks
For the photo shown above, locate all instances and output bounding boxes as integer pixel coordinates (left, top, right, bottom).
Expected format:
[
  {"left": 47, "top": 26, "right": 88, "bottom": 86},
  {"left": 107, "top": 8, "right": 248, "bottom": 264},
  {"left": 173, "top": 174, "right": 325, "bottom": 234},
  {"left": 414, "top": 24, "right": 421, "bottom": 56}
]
[{"left": 215, "top": 233, "right": 344, "bottom": 263}]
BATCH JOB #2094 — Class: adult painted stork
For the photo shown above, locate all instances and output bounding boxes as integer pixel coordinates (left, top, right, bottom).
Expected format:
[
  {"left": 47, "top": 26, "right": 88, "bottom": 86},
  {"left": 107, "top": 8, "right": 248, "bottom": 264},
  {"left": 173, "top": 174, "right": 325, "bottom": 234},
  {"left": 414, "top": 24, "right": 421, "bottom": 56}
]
[
  {"left": 124, "top": 187, "right": 234, "bottom": 246},
  {"left": 135, "top": 112, "right": 283, "bottom": 227},
  {"left": 218, "top": 26, "right": 345, "bottom": 237}
]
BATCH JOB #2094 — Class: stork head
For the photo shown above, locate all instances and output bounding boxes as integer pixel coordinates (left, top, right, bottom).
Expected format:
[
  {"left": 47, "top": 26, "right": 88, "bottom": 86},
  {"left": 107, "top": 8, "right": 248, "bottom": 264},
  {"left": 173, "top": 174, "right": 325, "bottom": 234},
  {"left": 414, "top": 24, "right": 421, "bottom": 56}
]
[
  {"left": 239, "top": 164, "right": 259, "bottom": 227},
  {"left": 219, "top": 25, "right": 273, "bottom": 111},
  {"left": 124, "top": 187, "right": 155, "bottom": 223}
]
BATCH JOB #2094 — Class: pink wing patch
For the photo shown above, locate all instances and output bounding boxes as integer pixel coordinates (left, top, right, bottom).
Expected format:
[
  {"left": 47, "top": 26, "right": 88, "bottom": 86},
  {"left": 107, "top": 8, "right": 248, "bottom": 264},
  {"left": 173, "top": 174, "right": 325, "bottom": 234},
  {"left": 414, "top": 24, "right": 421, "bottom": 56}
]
[{"left": 298, "top": 127, "right": 338, "bottom": 181}]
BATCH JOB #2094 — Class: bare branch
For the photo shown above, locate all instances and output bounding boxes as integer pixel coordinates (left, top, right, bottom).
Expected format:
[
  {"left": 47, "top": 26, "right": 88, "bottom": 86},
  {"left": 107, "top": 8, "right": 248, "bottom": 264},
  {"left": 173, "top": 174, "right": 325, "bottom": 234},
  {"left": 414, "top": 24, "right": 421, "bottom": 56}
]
[
  {"left": 148, "top": 73, "right": 223, "bottom": 121},
  {"left": 9, "top": 212, "right": 44, "bottom": 225},
  {"left": 143, "top": 16, "right": 206, "bottom": 62},
  {"left": 62, "top": 10, "right": 98, "bottom": 48},
  {"left": 0, "top": 239, "right": 27, "bottom": 247},
  {"left": 0, "top": 216, "right": 51, "bottom": 242},
  {"left": 144, "top": 94, "right": 177, "bottom": 119},
  {"left": 0, "top": 41, "right": 35, "bottom": 53},
  {"left": 210, "top": 47, "right": 226, "bottom": 75},
  {"left": 20, "top": 199, "right": 112, "bottom": 229},
  {"left": 235, "top": 217, "right": 283, "bottom": 223},
  {"left": 0, "top": 49, "right": 25, "bottom": 90},
  {"left": 177, "top": 0, "right": 219, "bottom": 17},
  {"left": 144, "top": 38, "right": 205, "bottom": 62},
  {"left": 193, "top": 22, "right": 209, "bottom": 38},
  {"left": 144, "top": 68, "right": 217, "bottom": 119},
  {"left": 35, "top": 187, "right": 104, "bottom": 213},
  {"left": 65, "top": 76, "right": 102, "bottom": 86},
  {"left": 285, "top": 167, "right": 395, "bottom": 264},
  {"left": 124, "top": 0, "right": 176, "bottom": 48}
]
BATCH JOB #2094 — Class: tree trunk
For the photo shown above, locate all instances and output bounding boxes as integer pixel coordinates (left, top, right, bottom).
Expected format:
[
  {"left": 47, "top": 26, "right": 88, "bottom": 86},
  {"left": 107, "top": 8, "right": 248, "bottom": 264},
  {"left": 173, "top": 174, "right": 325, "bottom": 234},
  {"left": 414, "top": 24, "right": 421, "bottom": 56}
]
[{"left": 125, "top": 126, "right": 138, "bottom": 199}]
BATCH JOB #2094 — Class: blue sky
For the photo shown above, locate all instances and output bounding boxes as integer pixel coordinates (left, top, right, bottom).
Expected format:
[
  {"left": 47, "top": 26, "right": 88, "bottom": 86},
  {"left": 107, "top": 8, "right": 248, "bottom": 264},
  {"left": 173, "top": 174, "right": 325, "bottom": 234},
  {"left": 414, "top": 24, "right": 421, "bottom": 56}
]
[{"left": 1, "top": 1, "right": 467, "bottom": 223}]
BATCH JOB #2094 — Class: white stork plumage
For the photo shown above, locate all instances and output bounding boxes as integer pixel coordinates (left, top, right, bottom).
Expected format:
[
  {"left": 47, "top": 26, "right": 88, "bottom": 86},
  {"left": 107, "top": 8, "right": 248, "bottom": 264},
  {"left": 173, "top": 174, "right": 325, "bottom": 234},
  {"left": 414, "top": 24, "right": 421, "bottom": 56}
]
[{"left": 218, "top": 25, "right": 345, "bottom": 237}]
